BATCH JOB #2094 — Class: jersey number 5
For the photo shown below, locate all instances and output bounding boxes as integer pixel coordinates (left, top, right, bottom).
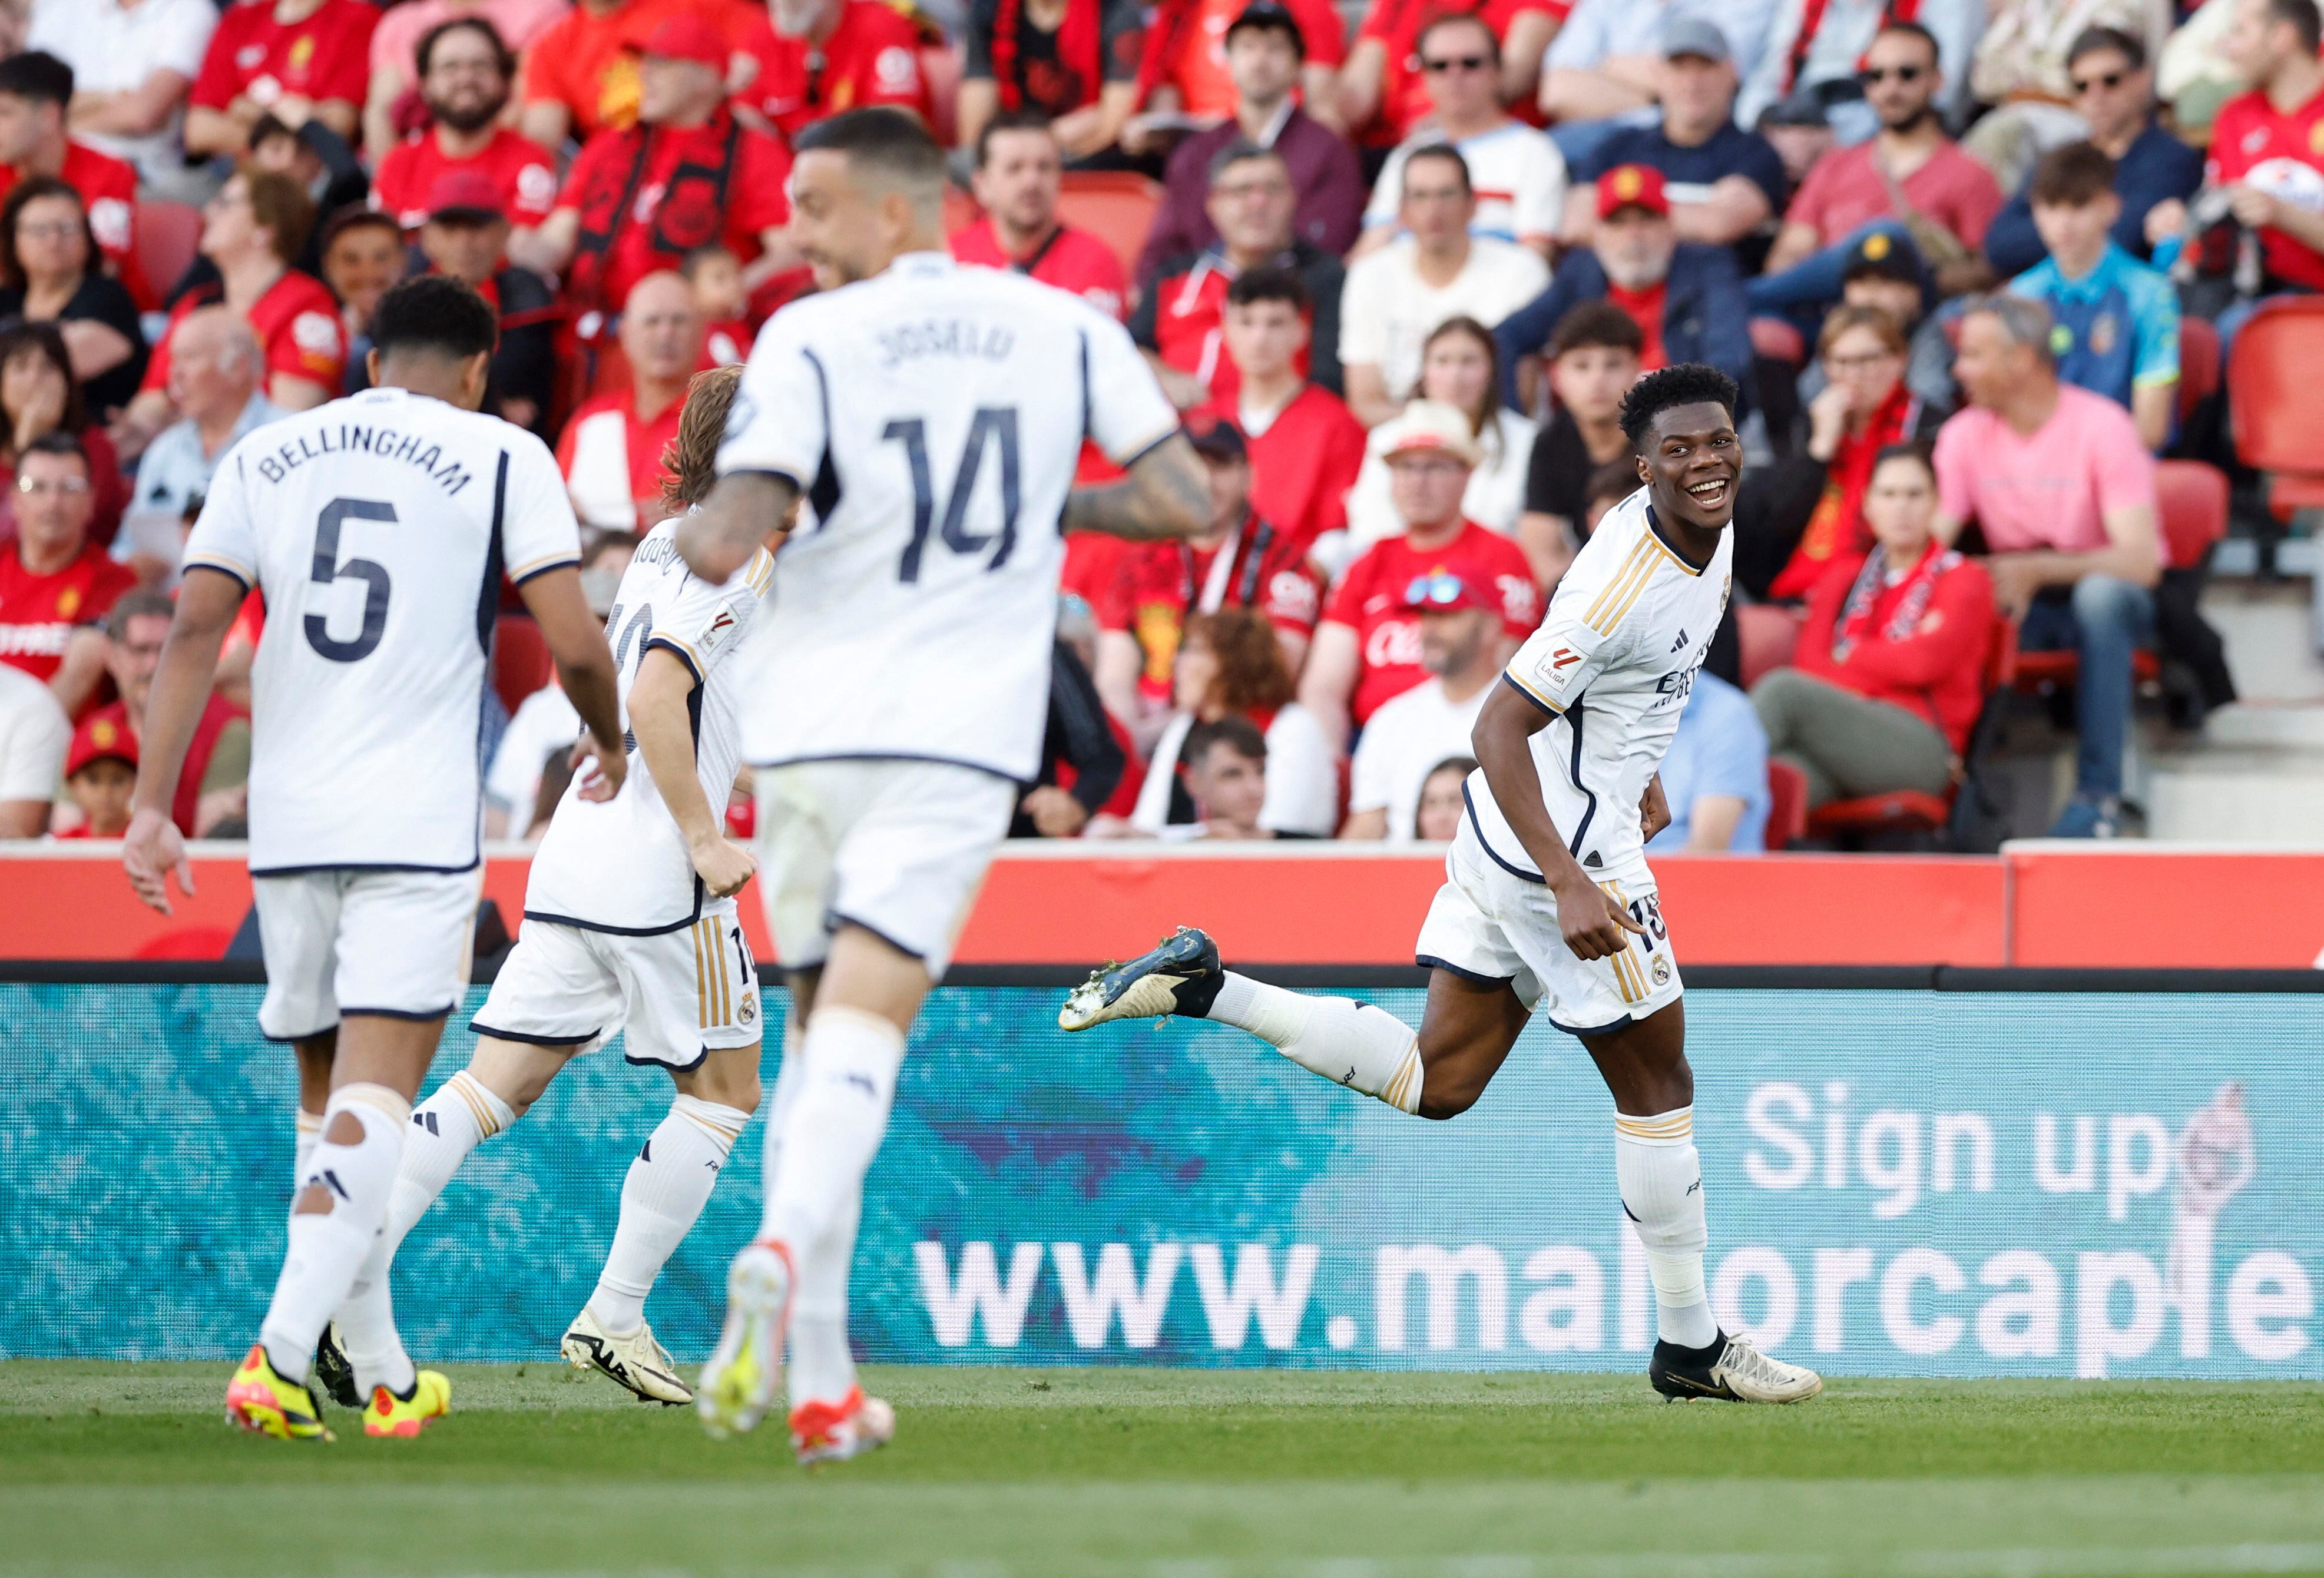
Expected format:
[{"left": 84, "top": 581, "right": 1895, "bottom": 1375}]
[
  {"left": 885, "top": 408, "right": 1020, "bottom": 584},
  {"left": 303, "top": 498, "right": 395, "bottom": 663}
]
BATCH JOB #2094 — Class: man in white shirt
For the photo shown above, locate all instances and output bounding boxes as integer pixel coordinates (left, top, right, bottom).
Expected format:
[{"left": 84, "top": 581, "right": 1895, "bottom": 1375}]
[
  {"left": 1342, "top": 569, "right": 1502, "bottom": 840},
  {"left": 1340, "top": 144, "right": 1551, "bottom": 426},
  {"left": 1359, "top": 13, "right": 1567, "bottom": 261},
  {"left": 0, "top": 662, "right": 68, "bottom": 837},
  {"left": 25, "top": 0, "right": 216, "bottom": 187}
]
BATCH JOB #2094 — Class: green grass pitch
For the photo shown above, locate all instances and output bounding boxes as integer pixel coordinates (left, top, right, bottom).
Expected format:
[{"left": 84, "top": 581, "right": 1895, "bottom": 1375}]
[{"left": 6, "top": 1361, "right": 2323, "bottom": 1576}]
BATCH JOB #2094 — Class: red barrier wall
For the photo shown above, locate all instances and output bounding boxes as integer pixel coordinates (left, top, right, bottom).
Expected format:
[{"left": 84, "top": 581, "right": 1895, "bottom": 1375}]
[{"left": 5, "top": 844, "right": 2316, "bottom": 968}]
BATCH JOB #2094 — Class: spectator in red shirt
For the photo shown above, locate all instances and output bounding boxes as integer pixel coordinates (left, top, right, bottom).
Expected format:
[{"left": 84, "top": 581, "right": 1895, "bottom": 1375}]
[
  {"left": 1297, "top": 400, "right": 1540, "bottom": 750},
  {"left": 957, "top": 0, "right": 1144, "bottom": 161},
  {"left": 0, "top": 177, "right": 148, "bottom": 423},
  {"left": 951, "top": 111, "right": 1130, "bottom": 321},
  {"left": 1752, "top": 442, "right": 1995, "bottom": 811},
  {"left": 2205, "top": 0, "right": 2324, "bottom": 352},
  {"left": 1206, "top": 266, "right": 1365, "bottom": 555},
  {"left": 371, "top": 18, "right": 557, "bottom": 255},
  {"left": 1341, "top": 0, "right": 1562, "bottom": 151},
  {"left": 0, "top": 320, "right": 127, "bottom": 545},
  {"left": 55, "top": 708, "right": 136, "bottom": 838},
  {"left": 521, "top": 16, "right": 797, "bottom": 342},
  {"left": 184, "top": 0, "right": 380, "bottom": 158},
  {"left": 121, "top": 170, "right": 345, "bottom": 450},
  {"left": 518, "top": 0, "right": 692, "bottom": 150},
  {"left": 1752, "top": 24, "right": 2002, "bottom": 313},
  {"left": 0, "top": 430, "right": 135, "bottom": 720},
  {"left": 1128, "top": 0, "right": 1345, "bottom": 138},
  {"left": 0, "top": 53, "right": 145, "bottom": 310},
  {"left": 558, "top": 270, "right": 703, "bottom": 534},
  {"left": 80, "top": 586, "right": 251, "bottom": 836},
  {"left": 741, "top": 0, "right": 936, "bottom": 141},
  {"left": 1093, "top": 412, "right": 1320, "bottom": 738}
]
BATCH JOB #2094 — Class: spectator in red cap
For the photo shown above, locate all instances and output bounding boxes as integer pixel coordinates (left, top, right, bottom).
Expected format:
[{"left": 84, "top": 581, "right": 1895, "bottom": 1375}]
[
  {"left": 737, "top": 0, "right": 936, "bottom": 141},
  {"left": 1207, "top": 266, "right": 1365, "bottom": 556},
  {"left": 1491, "top": 161, "right": 1754, "bottom": 412},
  {"left": 1298, "top": 400, "right": 1538, "bottom": 751},
  {"left": 53, "top": 707, "right": 137, "bottom": 838},
  {"left": 183, "top": 0, "right": 379, "bottom": 158},
  {"left": 0, "top": 52, "right": 147, "bottom": 310},
  {"left": 558, "top": 270, "right": 703, "bottom": 533},
  {"left": 950, "top": 111, "right": 1129, "bottom": 321},
  {"left": 417, "top": 171, "right": 559, "bottom": 433},
  {"left": 521, "top": 0, "right": 729, "bottom": 151},
  {"left": 521, "top": 15, "right": 796, "bottom": 346},
  {"left": 0, "top": 430, "right": 134, "bottom": 721},
  {"left": 1093, "top": 409, "right": 1320, "bottom": 744},
  {"left": 956, "top": 0, "right": 1144, "bottom": 160},
  {"left": 1340, "top": 565, "right": 1504, "bottom": 840},
  {"left": 76, "top": 586, "right": 250, "bottom": 836},
  {"left": 371, "top": 18, "right": 556, "bottom": 254}
]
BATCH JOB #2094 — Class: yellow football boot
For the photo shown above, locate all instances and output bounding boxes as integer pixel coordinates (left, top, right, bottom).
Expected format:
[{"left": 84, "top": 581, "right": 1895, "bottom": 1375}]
[
  {"left": 362, "top": 1370, "right": 451, "bottom": 1438},
  {"left": 224, "top": 1343, "right": 333, "bottom": 1441}
]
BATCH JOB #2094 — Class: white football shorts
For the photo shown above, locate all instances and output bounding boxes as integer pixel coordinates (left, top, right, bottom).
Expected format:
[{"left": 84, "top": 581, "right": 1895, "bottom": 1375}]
[
  {"left": 471, "top": 902, "right": 762, "bottom": 1069},
  {"left": 755, "top": 758, "right": 1017, "bottom": 979},
  {"left": 1412, "top": 818, "right": 1682, "bottom": 1037},
  {"left": 254, "top": 867, "right": 484, "bottom": 1040}
]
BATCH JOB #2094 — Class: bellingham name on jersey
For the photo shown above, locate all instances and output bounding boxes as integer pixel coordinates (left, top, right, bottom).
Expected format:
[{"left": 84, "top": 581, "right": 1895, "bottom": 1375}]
[{"left": 247, "top": 419, "right": 486, "bottom": 496}]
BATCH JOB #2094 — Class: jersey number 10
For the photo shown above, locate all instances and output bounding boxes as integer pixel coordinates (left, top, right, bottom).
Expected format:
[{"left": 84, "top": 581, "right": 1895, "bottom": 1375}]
[{"left": 883, "top": 407, "right": 1021, "bottom": 584}]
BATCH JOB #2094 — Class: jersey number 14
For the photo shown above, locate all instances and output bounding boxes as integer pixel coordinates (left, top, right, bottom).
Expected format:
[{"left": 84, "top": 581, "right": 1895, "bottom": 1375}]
[{"left": 884, "top": 407, "right": 1021, "bottom": 583}]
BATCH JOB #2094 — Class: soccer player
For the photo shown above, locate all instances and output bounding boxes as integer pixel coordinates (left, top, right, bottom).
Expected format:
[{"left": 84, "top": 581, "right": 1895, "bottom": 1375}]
[
  {"left": 121, "top": 275, "right": 626, "bottom": 1441},
  {"left": 1064, "top": 364, "right": 1826, "bottom": 1407},
  {"left": 675, "top": 108, "right": 1207, "bottom": 1461},
  {"left": 319, "top": 367, "right": 774, "bottom": 1411}
]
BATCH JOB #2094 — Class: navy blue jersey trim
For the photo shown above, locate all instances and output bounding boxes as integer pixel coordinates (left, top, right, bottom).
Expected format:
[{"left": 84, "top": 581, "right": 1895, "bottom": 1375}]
[
  {"left": 1416, "top": 954, "right": 1517, "bottom": 988},
  {"left": 747, "top": 750, "right": 1024, "bottom": 784},
  {"left": 471, "top": 1019, "right": 602, "bottom": 1046},
  {"left": 1461, "top": 781, "right": 1547, "bottom": 886},
  {"left": 510, "top": 556, "right": 581, "bottom": 587},
  {"left": 1113, "top": 425, "right": 1180, "bottom": 472},
  {"left": 250, "top": 859, "right": 484, "bottom": 877},
  {"left": 642, "top": 633, "right": 706, "bottom": 687},
  {"left": 1643, "top": 503, "right": 1713, "bottom": 575},
  {"left": 802, "top": 348, "right": 841, "bottom": 523},
  {"left": 1501, "top": 672, "right": 1555, "bottom": 718},
  {"left": 340, "top": 1003, "right": 456, "bottom": 1023},
  {"left": 1561, "top": 698, "right": 1597, "bottom": 858},
  {"left": 520, "top": 907, "right": 701, "bottom": 937},
  {"left": 1549, "top": 1012, "right": 1636, "bottom": 1039},
  {"left": 183, "top": 562, "right": 251, "bottom": 594},
  {"left": 624, "top": 1044, "right": 710, "bottom": 1072},
  {"left": 829, "top": 910, "right": 927, "bottom": 962},
  {"left": 261, "top": 1022, "right": 339, "bottom": 1043}
]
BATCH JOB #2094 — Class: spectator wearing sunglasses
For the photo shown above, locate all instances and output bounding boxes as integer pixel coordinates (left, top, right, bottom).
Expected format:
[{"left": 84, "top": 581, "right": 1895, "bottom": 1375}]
[
  {"left": 1983, "top": 26, "right": 2200, "bottom": 279},
  {"left": 1750, "top": 24, "right": 2002, "bottom": 313},
  {"left": 1962, "top": 4, "right": 2171, "bottom": 198},
  {"left": 1341, "top": 568, "right": 1503, "bottom": 841},
  {"left": 1296, "top": 401, "right": 1539, "bottom": 752},
  {"left": 1737, "top": 0, "right": 1978, "bottom": 135}
]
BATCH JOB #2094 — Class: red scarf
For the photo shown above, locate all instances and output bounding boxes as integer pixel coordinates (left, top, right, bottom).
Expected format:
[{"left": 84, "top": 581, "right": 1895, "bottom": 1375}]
[
  {"left": 1134, "top": 0, "right": 1200, "bottom": 107},
  {"left": 1830, "top": 539, "right": 1953, "bottom": 664},
  {"left": 1770, "top": 381, "right": 1918, "bottom": 601},
  {"left": 991, "top": 0, "right": 1104, "bottom": 111}
]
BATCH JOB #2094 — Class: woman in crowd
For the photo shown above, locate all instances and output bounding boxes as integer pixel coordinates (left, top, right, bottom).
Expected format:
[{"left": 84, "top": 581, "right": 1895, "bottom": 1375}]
[
  {"left": 1343, "top": 317, "right": 1537, "bottom": 556},
  {"left": 0, "top": 178, "right": 147, "bottom": 422},
  {"left": 0, "top": 320, "right": 126, "bottom": 541},
  {"left": 1732, "top": 304, "right": 1946, "bottom": 602},
  {"left": 1751, "top": 444, "right": 1998, "bottom": 810},
  {"left": 1121, "top": 606, "right": 1338, "bottom": 839},
  {"left": 1412, "top": 755, "right": 1474, "bottom": 843}
]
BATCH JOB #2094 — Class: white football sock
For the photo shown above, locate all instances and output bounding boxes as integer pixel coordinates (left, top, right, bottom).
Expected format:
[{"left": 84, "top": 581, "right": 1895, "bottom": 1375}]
[
  {"left": 586, "top": 1096, "right": 749, "bottom": 1336},
  {"left": 757, "top": 1004, "right": 902, "bottom": 1279},
  {"left": 1207, "top": 973, "right": 1423, "bottom": 1113},
  {"left": 1615, "top": 1106, "right": 1717, "bottom": 1349},
  {"left": 293, "top": 1107, "right": 323, "bottom": 1194},
  {"left": 789, "top": 1171, "right": 862, "bottom": 1410},
  {"left": 337, "top": 1070, "right": 515, "bottom": 1398},
  {"left": 258, "top": 1083, "right": 409, "bottom": 1380}
]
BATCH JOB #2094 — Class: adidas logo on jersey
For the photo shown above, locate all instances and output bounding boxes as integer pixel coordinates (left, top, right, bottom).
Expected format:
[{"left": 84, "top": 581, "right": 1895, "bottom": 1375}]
[{"left": 1670, "top": 628, "right": 1690, "bottom": 652}]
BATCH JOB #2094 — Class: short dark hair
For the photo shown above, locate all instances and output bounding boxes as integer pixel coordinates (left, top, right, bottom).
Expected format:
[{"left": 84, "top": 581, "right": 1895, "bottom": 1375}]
[
  {"left": 18, "top": 426, "right": 87, "bottom": 470},
  {"left": 1208, "top": 138, "right": 1287, "bottom": 187},
  {"left": 370, "top": 274, "right": 499, "bottom": 362},
  {"left": 416, "top": 15, "right": 515, "bottom": 80},
  {"left": 1225, "top": 266, "right": 1307, "bottom": 313},
  {"left": 1871, "top": 439, "right": 1936, "bottom": 483},
  {"left": 1617, "top": 362, "right": 1740, "bottom": 451},
  {"left": 320, "top": 203, "right": 404, "bottom": 257},
  {"left": 105, "top": 588, "right": 176, "bottom": 641},
  {"left": 248, "top": 113, "right": 302, "bottom": 155},
  {"left": 1224, "top": 4, "right": 1304, "bottom": 57},
  {"left": 2028, "top": 141, "right": 2116, "bottom": 209},
  {"left": 1185, "top": 714, "right": 1267, "bottom": 770},
  {"left": 1416, "top": 11, "right": 1498, "bottom": 65},
  {"left": 975, "top": 107, "right": 1057, "bottom": 170},
  {"left": 794, "top": 107, "right": 946, "bottom": 201},
  {"left": 0, "top": 50, "right": 74, "bottom": 108},
  {"left": 2266, "top": 0, "right": 2324, "bottom": 54},
  {"left": 2065, "top": 24, "right": 2145, "bottom": 72},
  {"left": 1549, "top": 300, "right": 1645, "bottom": 360},
  {"left": 0, "top": 175, "right": 94, "bottom": 292},
  {"left": 1402, "top": 142, "right": 1472, "bottom": 195},
  {"left": 0, "top": 319, "right": 85, "bottom": 436},
  {"left": 1873, "top": 19, "right": 1941, "bottom": 61}
]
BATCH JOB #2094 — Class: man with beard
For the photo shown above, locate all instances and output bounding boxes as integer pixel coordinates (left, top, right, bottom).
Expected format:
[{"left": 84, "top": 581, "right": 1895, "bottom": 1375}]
[
  {"left": 1492, "top": 165, "right": 1754, "bottom": 415},
  {"left": 372, "top": 19, "right": 557, "bottom": 253},
  {"left": 1750, "top": 22, "right": 2001, "bottom": 311},
  {"left": 948, "top": 111, "right": 1128, "bottom": 320}
]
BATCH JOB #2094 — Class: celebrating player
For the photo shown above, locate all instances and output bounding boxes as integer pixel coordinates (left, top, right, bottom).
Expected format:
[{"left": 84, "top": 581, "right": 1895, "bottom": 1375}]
[
  {"left": 674, "top": 108, "right": 1209, "bottom": 1461},
  {"left": 320, "top": 367, "right": 776, "bottom": 1412},
  {"left": 1063, "top": 365, "right": 1825, "bottom": 1407},
  {"left": 122, "top": 276, "right": 626, "bottom": 1441}
]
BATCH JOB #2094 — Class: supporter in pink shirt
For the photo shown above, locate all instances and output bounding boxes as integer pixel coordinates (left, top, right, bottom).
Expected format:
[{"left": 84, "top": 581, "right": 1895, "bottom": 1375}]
[{"left": 1931, "top": 293, "right": 2161, "bottom": 840}]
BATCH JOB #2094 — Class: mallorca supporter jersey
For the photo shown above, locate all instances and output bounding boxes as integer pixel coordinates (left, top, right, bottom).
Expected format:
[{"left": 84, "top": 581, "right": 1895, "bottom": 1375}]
[
  {"left": 1147, "top": 0, "right": 1343, "bottom": 120},
  {"left": 554, "top": 114, "right": 793, "bottom": 314},
  {"left": 717, "top": 251, "right": 1179, "bottom": 782},
  {"left": 1325, "top": 518, "right": 1538, "bottom": 724},
  {"left": 739, "top": 0, "right": 933, "bottom": 140},
  {"left": 525, "top": 515, "right": 773, "bottom": 933},
  {"left": 557, "top": 390, "right": 684, "bottom": 534},
  {"left": 1098, "top": 515, "right": 1320, "bottom": 692},
  {"left": 1468, "top": 486, "right": 1732, "bottom": 886},
  {"left": 0, "top": 539, "right": 137, "bottom": 688},
  {"left": 188, "top": 0, "right": 379, "bottom": 111},
  {"left": 372, "top": 127, "right": 560, "bottom": 231},
  {"left": 949, "top": 218, "right": 1128, "bottom": 321},
  {"left": 181, "top": 386, "right": 582, "bottom": 873},
  {"left": 2206, "top": 84, "right": 2324, "bottom": 293},
  {"left": 143, "top": 270, "right": 347, "bottom": 397},
  {"left": 1133, "top": 251, "right": 1313, "bottom": 402},
  {"left": 1230, "top": 383, "right": 1365, "bottom": 552}
]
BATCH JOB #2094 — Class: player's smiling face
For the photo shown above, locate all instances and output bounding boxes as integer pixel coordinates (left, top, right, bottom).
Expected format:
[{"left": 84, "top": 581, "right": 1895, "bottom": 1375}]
[
  {"left": 790, "top": 150, "right": 889, "bottom": 290},
  {"left": 1640, "top": 401, "right": 1741, "bottom": 529}
]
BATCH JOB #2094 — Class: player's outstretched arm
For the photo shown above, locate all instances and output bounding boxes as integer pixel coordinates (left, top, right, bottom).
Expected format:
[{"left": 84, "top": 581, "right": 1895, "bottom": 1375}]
[
  {"left": 628, "top": 647, "right": 757, "bottom": 899},
  {"left": 1471, "top": 682, "right": 1646, "bottom": 962},
  {"left": 518, "top": 565, "right": 627, "bottom": 802},
  {"left": 680, "top": 472, "right": 799, "bottom": 584},
  {"left": 123, "top": 567, "right": 244, "bottom": 914},
  {"left": 1062, "top": 432, "right": 1208, "bottom": 542}
]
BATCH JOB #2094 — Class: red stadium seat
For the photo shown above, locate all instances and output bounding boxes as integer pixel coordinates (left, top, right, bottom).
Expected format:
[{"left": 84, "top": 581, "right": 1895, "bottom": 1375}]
[
  {"left": 1763, "top": 758, "right": 1807, "bottom": 851},
  {"left": 134, "top": 200, "right": 200, "bottom": 301},
  {"left": 494, "top": 614, "right": 554, "bottom": 715},
  {"left": 2177, "top": 314, "right": 2219, "bottom": 427},
  {"left": 922, "top": 44, "right": 962, "bottom": 150},
  {"left": 1056, "top": 172, "right": 1163, "bottom": 277},
  {"left": 2226, "top": 294, "right": 2324, "bottom": 513},
  {"left": 1736, "top": 602, "right": 1803, "bottom": 690}
]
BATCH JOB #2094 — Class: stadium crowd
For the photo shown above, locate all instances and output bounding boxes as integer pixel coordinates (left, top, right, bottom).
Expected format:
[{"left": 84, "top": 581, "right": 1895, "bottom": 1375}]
[{"left": 0, "top": 0, "right": 2293, "bottom": 847}]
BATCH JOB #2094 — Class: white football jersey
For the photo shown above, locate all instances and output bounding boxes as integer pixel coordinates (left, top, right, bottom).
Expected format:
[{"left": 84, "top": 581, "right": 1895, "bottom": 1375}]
[
  {"left": 183, "top": 387, "right": 581, "bottom": 873},
  {"left": 524, "top": 516, "right": 774, "bottom": 933},
  {"left": 717, "top": 251, "right": 1179, "bottom": 782},
  {"left": 1464, "top": 487, "right": 1733, "bottom": 886}
]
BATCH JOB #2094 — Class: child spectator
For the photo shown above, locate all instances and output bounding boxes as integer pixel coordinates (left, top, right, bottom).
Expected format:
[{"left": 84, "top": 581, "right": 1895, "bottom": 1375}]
[
  {"left": 82, "top": 587, "right": 250, "bottom": 836},
  {"left": 54, "top": 708, "right": 135, "bottom": 837},
  {"left": 1125, "top": 607, "right": 1338, "bottom": 839},
  {"left": 1207, "top": 267, "right": 1366, "bottom": 555},
  {"left": 1517, "top": 302, "right": 1640, "bottom": 589},
  {"left": 319, "top": 208, "right": 407, "bottom": 390},
  {"left": 684, "top": 246, "right": 757, "bottom": 366}
]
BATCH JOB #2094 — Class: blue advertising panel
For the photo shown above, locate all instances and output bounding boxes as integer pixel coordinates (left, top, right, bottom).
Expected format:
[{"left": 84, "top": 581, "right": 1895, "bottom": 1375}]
[{"left": 2, "top": 983, "right": 2315, "bottom": 1379}]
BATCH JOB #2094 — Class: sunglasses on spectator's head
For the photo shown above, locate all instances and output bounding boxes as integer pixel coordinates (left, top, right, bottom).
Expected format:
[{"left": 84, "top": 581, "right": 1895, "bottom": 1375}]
[
  {"left": 1403, "top": 572, "right": 1474, "bottom": 607},
  {"left": 1422, "top": 52, "right": 1493, "bottom": 73},
  {"left": 2070, "top": 69, "right": 2127, "bottom": 94},
  {"left": 1859, "top": 63, "right": 1925, "bottom": 84}
]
